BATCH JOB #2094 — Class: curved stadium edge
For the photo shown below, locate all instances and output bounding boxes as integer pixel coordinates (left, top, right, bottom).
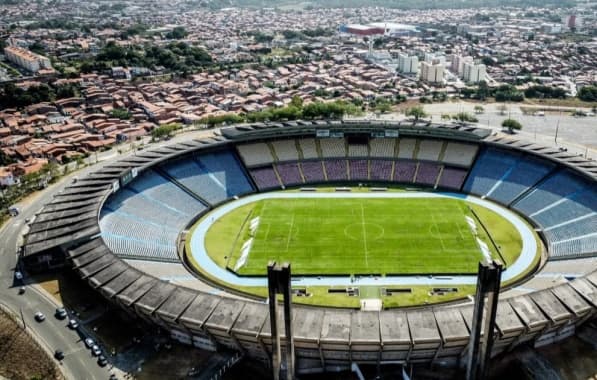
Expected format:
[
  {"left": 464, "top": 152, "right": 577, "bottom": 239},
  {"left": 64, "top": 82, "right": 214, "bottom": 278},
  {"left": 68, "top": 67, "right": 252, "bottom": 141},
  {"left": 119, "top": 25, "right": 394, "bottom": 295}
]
[{"left": 20, "top": 120, "right": 597, "bottom": 371}]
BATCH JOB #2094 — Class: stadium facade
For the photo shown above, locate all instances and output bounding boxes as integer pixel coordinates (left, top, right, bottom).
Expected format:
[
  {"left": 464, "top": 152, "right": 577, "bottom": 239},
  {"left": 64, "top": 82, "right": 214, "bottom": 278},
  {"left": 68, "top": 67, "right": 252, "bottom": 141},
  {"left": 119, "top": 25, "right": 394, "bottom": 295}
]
[{"left": 21, "top": 120, "right": 597, "bottom": 373}]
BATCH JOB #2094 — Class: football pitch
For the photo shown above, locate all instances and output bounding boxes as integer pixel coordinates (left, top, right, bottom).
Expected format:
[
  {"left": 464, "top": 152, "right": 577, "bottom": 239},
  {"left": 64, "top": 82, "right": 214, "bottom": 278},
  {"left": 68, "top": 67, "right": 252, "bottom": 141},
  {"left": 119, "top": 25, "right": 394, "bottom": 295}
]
[{"left": 210, "top": 197, "right": 511, "bottom": 276}]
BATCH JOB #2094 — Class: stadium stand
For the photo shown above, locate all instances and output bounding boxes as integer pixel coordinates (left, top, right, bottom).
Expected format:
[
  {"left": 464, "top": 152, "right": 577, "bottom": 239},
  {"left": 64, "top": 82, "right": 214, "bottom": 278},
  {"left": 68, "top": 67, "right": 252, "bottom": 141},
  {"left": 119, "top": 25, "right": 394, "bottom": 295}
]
[
  {"left": 196, "top": 151, "right": 254, "bottom": 198},
  {"left": 298, "top": 138, "right": 319, "bottom": 159},
  {"left": 324, "top": 159, "right": 349, "bottom": 181},
  {"left": 271, "top": 139, "right": 300, "bottom": 162},
  {"left": 544, "top": 214, "right": 597, "bottom": 242},
  {"left": 347, "top": 144, "right": 369, "bottom": 158},
  {"left": 349, "top": 160, "right": 369, "bottom": 180},
  {"left": 415, "top": 162, "right": 442, "bottom": 186},
  {"left": 276, "top": 162, "right": 304, "bottom": 186},
  {"left": 462, "top": 148, "right": 521, "bottom": 197},
  {"left": 100, "top": 170, "right": 207, "bottom": 261},
  {"left": 300, "top": 161, "right": 325, "bottom": 182},
  {"left": 486, "top": 156, "right": 554, "bottom": 205},
  {"left": 397, "top": 138, "right": 416, "bottom": 159},
  {"left": 127, "top": 170, "right": 206, "bottom": 216},
  {"left": 319, "top": 138, "right": 347, "bottom": 158},
  {"left": 160, "top": 151, "right": 253, "bottom": 205},
  {"left": 369, "top": 138, "right": 396, "bottom": 158},
  {"left": 237, "top": 142, "right": 274, "bottom": 166},
  {"left": 250, "top": 166, "right": 281, "bottom": 190},
  {"left": 394, "top": 160, "right": 417, "bottom": 183},
  {"left": 369, "top": 160, "right": 393, "bottom": 181},
  {"left": 441, "top": 142, "right": 478, "bottom": 167},
  {"left": 512, "top": 171, "right": 590, "bottom": 216},
  {"left": 416, "top": 140, "right": 444, "bottom": 162},
  {"left": 438, "top": 167, "right": 468, "bottom": 190}
]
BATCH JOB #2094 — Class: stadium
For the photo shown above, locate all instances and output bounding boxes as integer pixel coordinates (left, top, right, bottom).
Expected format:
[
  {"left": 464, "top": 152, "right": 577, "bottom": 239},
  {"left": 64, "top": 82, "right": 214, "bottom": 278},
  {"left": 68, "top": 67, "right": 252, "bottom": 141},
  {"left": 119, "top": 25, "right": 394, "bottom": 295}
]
[{"left": 21, "top": 120, "right": 597, "bottom": 373}]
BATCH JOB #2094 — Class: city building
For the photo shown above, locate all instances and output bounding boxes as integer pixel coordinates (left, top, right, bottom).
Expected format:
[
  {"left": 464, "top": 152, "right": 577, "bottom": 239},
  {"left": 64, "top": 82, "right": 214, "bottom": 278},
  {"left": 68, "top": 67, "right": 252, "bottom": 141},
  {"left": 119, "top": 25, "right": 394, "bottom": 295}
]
[
  {"left": 450, "top": 54, "right": 473, "bottom": 76},
  {"left": 463, "top": 63, "right": 487, "bottom": 84},
  {"left": 4, "top": 46, "right": 52, "bottom": 73},
  {"left": 420, "top": 61, "right": 445, "bottom": 84},
  {"left": 398, "top": 54, "right": 419, "bottom": 74}
]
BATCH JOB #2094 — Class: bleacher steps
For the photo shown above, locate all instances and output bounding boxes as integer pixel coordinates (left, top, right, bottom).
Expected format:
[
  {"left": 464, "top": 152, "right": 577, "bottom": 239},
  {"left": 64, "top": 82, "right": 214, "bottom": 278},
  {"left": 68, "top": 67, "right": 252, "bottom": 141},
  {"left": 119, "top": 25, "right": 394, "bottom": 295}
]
[
  {"left": 321, "top": 161, "right": 329, "bottom": 181},
  {"left": 346, "top": 159, "right": 351, "bottom": 180},
  {"left": 295, "top": 139, "right": 304, "bottom": 160},
  {"left": 390, "top": 161, "right": 396, "bottom": 181},
  {"left": 412, "top": 162, "right": 421, "bottom": 183},
  {"left": 437, "top": 141, "right": 448, "bottom": 162},
  {"left": 393, "top": 138, "right": 400, "bottom": 159},
  {"left": 297, "top": 162, "right": 307, "bottom": 183},
  {"left": 412, "top": 139, "right": 421, "bottom": 160},
  {"left": 267, "top": 142, "right": 279, "bottom": 162},
  {"left": 315, "top": 139, "right": 323, "bottom": 159},
  {"left": 152, "top": 167, "right": 211, "bottom": 207},
  {"left": 435, "top": 165, "right": 445, "bottom": 188},
  {"left": 272, "top": 165, "right": 284, "bottom": 187}
]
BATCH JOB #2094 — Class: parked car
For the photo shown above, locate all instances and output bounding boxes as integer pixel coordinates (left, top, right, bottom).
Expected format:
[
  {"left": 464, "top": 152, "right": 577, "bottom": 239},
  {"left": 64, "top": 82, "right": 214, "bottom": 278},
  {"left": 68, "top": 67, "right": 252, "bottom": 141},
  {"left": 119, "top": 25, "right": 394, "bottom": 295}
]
[
  {"left": 68, "top": 319, "right": 79, "bottom": 329},
  {"left": 54, "top": 349, "right": 65, "bottom": 360},
  {"left": 84, "top": 338, "right": 95, "bottom": 349},
  {"left": 55, "top": 307, "right": 67, "bottom": 320},
  {"left": 18, "top": 286, "right": 25, "bottom": 295},
  {"left": 91, "top": 344, "right": 101, "bottom": 356},
  {"left": 97, "top": 355, "right": 108, "bottom": 367},
  {"left": 15, "top": 271, "right": 23, "bottom": 280},
  {"left": 34, "top": 312, "right": 45, "bottom": 322}
]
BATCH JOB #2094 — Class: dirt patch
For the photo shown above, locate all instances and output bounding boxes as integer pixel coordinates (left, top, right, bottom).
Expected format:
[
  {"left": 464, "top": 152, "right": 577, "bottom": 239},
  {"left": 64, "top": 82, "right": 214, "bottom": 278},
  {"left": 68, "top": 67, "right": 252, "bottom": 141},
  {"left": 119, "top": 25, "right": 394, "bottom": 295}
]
[{"left": 0, "top": 307, "right": 62, "bottom": 380}]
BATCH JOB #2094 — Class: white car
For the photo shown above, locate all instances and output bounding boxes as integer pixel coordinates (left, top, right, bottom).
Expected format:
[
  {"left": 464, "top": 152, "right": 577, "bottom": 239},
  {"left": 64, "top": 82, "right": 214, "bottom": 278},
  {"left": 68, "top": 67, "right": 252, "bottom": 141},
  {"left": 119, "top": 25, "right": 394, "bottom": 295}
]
[
  {"left": 15, "top": 271, "right": 23, "bottom": 280},
  {"left": 34, "top": 312, "right": 46, "bottom": 322},
  {"left": 84, "top": 338, "right": 95, "bottom": 349},
  {"left": 68, "top": 319, "right": 79, "bottom": 329},
  {"left": 91, "top": 345, "right": 101, "bottom": 356}
]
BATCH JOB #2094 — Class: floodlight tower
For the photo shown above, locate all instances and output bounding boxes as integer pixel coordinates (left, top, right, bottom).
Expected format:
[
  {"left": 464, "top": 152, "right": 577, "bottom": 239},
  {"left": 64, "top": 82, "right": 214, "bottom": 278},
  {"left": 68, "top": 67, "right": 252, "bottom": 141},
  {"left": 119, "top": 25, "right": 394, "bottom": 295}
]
[
  {"left": 465, "top": 259, "right": 503, "bottom": 380},
  {"left": 267, "top": 261, "right": 295, "bottom": 380}
]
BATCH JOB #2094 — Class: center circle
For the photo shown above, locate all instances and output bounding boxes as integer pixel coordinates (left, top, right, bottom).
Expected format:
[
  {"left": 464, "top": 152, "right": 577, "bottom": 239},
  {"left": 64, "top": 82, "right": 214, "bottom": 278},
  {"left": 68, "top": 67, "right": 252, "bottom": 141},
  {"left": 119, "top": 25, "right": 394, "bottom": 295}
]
[{"left": 344, "top": 222, "right": 385, "bottom": 241}]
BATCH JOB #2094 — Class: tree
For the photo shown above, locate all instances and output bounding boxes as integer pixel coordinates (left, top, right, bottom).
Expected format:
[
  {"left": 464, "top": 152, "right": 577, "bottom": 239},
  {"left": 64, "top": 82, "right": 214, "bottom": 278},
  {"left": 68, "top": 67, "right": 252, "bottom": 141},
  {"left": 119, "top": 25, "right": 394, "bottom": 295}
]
[
  {"left": 474, "top": 105, "right": 485, "bottom": 114},
  {"left": 502, "top": 118, "right": 523, "bottom": 133},
  {"left": 165, "top": 27, "right": 188, "bottom": 40},
  {"left": 109, "top": 108, "right": 131, "bottom": 120},
  {"left": 578, "top": 86, "right": 597, "bottom": 102},
  {"left": 290, "top": 95, "right": 303, "bottom": 108},
  {"left": 452, "top": 112, "right": 479, "bottom": 123},
  {"left": 405, "top": 106, "right": 427, "bottom": 122}
]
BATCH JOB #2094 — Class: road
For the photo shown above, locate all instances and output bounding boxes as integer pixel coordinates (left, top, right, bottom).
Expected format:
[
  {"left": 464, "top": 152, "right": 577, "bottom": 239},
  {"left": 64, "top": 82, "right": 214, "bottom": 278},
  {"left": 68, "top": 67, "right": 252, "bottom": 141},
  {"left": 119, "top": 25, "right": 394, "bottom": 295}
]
[{"left": 0, "top": 127, "right": 215, "bottom": 379}]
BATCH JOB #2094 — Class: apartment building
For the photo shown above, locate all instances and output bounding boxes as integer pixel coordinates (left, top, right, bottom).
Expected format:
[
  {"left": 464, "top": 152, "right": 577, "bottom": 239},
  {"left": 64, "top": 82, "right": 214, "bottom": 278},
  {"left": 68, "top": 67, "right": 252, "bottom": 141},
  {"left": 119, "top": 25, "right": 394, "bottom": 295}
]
[{"left": 4, "top": 46, "right": 52, "bottom": 72}]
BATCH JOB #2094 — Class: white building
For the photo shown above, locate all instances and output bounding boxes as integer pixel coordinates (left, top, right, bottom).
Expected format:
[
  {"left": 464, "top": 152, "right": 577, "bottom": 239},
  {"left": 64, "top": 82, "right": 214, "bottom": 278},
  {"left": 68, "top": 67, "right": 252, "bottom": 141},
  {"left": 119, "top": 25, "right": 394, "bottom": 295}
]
[
  {"left": 463, "top": 63, "right": 487, "bottom": 84},
  {"left": 398, "top": 54, "right": 419, "bottom": 74},
  {"left": 420, "top": 62, "right": 445, "bottom": 84},
  {"left": 4, "top": 46, "right": 52, "bottom": 72},
  {"left": 450, "top": 55, "right": 473, "bottom": 76}
]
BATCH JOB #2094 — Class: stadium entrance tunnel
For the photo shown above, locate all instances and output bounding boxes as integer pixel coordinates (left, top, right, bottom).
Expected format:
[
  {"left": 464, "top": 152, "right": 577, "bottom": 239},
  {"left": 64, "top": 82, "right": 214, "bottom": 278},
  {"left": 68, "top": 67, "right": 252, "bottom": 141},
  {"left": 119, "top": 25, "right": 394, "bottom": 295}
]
[{"left": 185, "top": 190, "right": 541, "bottom": 308}]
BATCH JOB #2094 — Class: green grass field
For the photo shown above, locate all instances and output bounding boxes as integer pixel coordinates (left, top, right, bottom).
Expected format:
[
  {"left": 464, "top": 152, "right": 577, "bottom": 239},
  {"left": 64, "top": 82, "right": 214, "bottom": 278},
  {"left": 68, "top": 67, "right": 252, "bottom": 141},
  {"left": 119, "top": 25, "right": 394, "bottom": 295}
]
[{"left": 207, "top": 197, "right": 520, "bottom": 276}]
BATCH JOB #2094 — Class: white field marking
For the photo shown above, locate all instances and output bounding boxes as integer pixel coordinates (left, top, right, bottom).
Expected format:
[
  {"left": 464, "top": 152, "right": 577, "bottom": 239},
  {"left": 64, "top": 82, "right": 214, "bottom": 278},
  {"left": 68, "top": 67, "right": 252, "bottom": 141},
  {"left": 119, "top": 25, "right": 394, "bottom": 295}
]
[
  {"left": 262, "top": 222, "right": 271, "bottom": 242},
  {"left": 430, "top": 213, "right": 446, "bottom": 251},
  {"left": 360, "top": 202, "right": 369, "bottom": 267},
  {"left": 285, "top": 214, "right": 295, "bottom": 252}
]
